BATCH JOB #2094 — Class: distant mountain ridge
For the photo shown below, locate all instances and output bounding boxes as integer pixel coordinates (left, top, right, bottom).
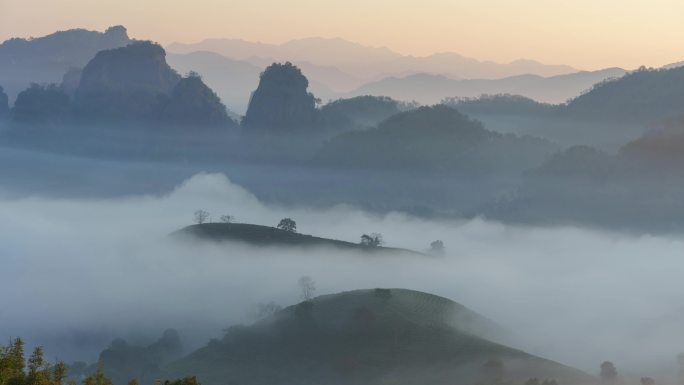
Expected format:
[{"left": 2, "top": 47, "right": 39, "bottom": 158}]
[
  {"left": 347, "top": 68, "right": 626, "bottom": 105},
  {"left": 0, "top": 25, "right": 132, "bottom": 102},
  {"left": 0, "top": 26, "right": 628, "bottom": 115},
  {"left": 166, "top": 37, "right": 578, "bottom": 82},
  {"left": 164, "top": 49, "right": 624, "bottom": 112}
]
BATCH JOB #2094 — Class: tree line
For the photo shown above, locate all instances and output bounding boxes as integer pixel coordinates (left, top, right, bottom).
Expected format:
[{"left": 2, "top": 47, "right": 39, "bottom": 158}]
[{"left": 0, "top": 338, "right": 199, "bottom": 385}]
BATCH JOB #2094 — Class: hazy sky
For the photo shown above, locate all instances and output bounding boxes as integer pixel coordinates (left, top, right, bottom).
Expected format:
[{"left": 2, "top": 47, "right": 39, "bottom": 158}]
[{"left": 1, "top": 0, "right": 683, "bottom": 70}]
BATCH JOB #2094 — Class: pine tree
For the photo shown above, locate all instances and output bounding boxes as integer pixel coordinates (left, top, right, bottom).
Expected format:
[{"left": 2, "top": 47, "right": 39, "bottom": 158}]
[
  {"left": 28, "top": 347, "right": 44, "bottom": 375},
  {"left": 10, "top": 339, "right": 25, "bottom": 375},
  {"left": 27, "top": 347, "right": 50, "bottom": 385},
  {"left": 52, "top": 362, "right": 67, "bottom": 385},
  {"left": 3, "top": 338, "right": 26, "bottom": 385}
]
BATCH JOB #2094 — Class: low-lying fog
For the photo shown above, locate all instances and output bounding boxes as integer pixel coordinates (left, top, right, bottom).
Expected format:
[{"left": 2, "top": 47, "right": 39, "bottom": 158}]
[{"left": 1, "top": 173, "right": 683, "bottom": 378}]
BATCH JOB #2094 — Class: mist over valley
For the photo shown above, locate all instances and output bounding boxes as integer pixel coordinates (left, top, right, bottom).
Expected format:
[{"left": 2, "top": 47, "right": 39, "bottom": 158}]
[{"left": 2, "top": 10, "right": 684, "bottom": 385}]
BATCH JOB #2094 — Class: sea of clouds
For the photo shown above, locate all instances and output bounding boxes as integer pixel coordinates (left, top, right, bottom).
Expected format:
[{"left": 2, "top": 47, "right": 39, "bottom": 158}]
[{"left": 1, "top": 173, "right": 684, "bottom": 379}]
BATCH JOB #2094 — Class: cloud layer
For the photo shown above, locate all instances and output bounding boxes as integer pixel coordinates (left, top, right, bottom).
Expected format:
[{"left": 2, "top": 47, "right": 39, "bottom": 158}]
[{"left": 1, "top": 173, "right": 684, "bottom": 380}]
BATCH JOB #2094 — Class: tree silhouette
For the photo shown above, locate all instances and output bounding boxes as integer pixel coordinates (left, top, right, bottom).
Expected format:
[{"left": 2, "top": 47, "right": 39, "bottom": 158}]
[
  {"left": 360, "top": 233, "right": 383, "bottom": 247},
  {"left": 194, "top": 210, "right": 210, "bottom": 224},
  {"left": 429, "top": 240, "right": 445, "bottom": 254},
  {"left": 277, "top": 218, "right": 297, "bottom": 232},
  {"left": 12, "top": 84, "right": 69, "bottom": 122}
]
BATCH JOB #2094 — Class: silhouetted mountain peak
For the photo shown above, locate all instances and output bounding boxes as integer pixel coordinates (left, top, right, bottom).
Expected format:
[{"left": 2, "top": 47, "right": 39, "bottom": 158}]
[
  {"left": 243, "top": 62, "right": 320, "bottom": 131},
  {"left": 75, "top": 41, "right": 181, "bottom": 119}
]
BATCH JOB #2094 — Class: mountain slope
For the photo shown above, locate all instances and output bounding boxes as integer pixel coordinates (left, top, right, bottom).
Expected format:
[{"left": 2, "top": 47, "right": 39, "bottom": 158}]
[
  {"left": 316, "top": 105, "right": 558, "bottom": 175},
  {"left": 164, "top": 289, "right": 592, "bottom": 385},
  {"left": 562, "top": 66, "right": 684, "bottom": 124}
]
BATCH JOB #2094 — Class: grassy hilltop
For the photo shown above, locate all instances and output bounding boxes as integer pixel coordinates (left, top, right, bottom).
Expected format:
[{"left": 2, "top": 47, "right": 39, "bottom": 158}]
[
  {"left": 173, "top": 222, "right": 423, "bottom": 256},
  {"left": 164, "top": 289, "right": 592, "bottom": 385}
]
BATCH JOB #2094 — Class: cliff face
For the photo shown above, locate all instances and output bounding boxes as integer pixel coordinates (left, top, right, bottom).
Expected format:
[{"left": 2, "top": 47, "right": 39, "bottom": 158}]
[
  {"left": 75, "top": 41, "right": 181, "bottom": 120},
  {"left": 242, "top": 62, "right": 320, "bottom": 132}
]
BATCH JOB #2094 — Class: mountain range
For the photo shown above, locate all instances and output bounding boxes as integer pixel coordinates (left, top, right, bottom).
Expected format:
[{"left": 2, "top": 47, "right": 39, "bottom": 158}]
[
  {"left": 165, "top": 50, "right": 624, "bottom": 113},
  {"left": 346, "top": 68, "right": 626, "bottom": 105},
  {"left": 0, "top": 26, "right": 643, "bottom": 116},
  {"left": 167, "top": 37, "right": 578, "bottom": 82}
]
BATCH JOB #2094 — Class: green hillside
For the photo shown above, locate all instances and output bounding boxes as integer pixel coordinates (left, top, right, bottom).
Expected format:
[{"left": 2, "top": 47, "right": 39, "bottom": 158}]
[
  {"left": 164, "top": 289, "right": 592, "bottom": 385},
  {"left": 562, "top": 66, "right": 684, "bottom": 124},
  {"left": 173, "top": 223, "right": 422, "bottom": 256}
]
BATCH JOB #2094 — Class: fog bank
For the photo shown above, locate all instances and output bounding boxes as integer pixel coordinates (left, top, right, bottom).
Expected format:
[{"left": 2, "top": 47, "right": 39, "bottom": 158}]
[{"left": 1, "top": 173, "right": 683, "bottom": 378}]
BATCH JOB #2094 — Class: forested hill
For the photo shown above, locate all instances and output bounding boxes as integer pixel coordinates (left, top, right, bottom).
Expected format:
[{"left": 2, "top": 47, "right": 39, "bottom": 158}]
[{"left": 164, "top": 288, "right": 593, "bottom": 385}]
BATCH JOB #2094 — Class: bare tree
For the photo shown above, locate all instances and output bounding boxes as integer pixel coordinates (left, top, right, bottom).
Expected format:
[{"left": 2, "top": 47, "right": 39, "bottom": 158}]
[
  {"left": 194, "top": 210, "right": 210, "bottom": 224},
  {"left": 220, "top": 214, "right": 235, "bottom": 223},
  {"left": 298, "top": 276, "right": 316, "bottom": 300},
  {"left": 277, "top": 218, "right": 297, "bottom": 232},
  {"left": 360, "top": 233, "right": 383, "bottom": 247}
]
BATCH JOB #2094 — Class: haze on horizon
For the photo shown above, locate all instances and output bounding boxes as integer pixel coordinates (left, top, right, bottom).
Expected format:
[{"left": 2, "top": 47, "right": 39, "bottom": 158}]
[{"left": 1, "top": 0, "right": 683, "bottom": 70}]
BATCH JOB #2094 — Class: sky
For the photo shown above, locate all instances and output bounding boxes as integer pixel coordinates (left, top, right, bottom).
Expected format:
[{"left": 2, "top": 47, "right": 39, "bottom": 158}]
[{"left": 1, "top": 0, "right": 683, "bottom": 69}]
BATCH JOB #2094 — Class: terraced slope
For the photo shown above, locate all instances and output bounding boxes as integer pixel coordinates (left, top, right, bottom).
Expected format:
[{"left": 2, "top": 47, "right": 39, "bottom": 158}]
[{"left": 164, "top": 289, "right": 592, "bottom": 385}]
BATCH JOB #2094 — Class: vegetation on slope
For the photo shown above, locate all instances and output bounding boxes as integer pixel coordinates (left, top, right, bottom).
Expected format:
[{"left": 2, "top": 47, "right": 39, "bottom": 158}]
[
  {"left": 562, "top": 66, "right": 684, "bottom": 123},
  {"left": 317, "top": 105, "right": 558, "bottom": 175},
  {"left": 165, "top": 289, "right": 591, "bottom": 385}
]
